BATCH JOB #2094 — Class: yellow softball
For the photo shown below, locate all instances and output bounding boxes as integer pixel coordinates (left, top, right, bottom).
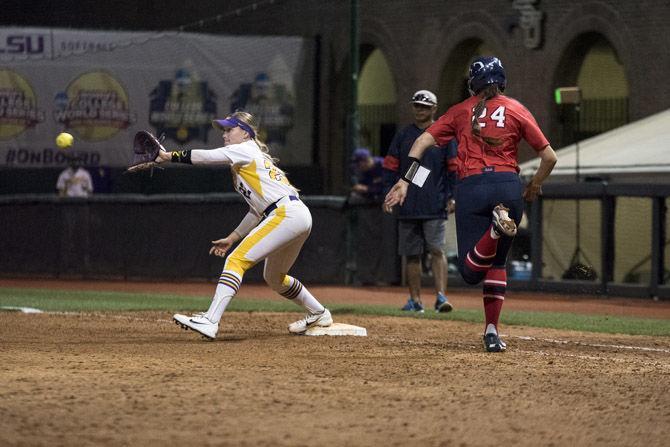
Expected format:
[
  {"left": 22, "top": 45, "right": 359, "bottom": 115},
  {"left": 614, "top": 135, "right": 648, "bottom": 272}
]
[{"left": 56, "top": 132, "right": 74, "bottom": 149}]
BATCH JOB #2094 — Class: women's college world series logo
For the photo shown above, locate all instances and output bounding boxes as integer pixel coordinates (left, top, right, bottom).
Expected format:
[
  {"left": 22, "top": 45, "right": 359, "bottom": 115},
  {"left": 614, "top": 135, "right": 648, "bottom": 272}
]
[
  {"left": 0, "top": 69, "right": 45, "bottom": 140},
  {"left": 149, "top": 68, "right": 217, "bottom": 144},
  {"left": 54, "top": 71, "right": 135, "bottom": 141}
]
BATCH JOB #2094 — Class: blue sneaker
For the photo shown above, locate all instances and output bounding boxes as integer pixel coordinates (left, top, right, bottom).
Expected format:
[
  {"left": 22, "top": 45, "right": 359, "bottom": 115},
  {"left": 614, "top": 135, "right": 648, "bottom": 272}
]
[
  {"left": 401, "top": 298, "right": 425, "bottom": 313},
  {"left": 435, "top": 293, "right": 453, "bottom": 313}
]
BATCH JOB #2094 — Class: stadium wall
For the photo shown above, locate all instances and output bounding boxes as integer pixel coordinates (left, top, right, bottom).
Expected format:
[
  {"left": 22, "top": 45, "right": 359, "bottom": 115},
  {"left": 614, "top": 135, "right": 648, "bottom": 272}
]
[
  {"left": 0, "top": 194, "right": 398, "bottom": 286},
  {"left": 2, "top": 0, "right": 669, "bottom": 194}
]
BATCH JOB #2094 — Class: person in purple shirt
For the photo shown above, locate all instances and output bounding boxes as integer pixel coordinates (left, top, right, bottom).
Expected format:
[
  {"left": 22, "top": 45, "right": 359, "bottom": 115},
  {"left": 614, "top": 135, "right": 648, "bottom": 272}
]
[{"left": 350, "top": 147, "right": 385, "bottom": 204}]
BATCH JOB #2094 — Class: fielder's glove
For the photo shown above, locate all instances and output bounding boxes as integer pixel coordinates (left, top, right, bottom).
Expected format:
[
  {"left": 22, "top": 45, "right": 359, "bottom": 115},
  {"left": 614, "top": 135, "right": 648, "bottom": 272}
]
[{"left": 126, "top": 130, "right": 165, "bottom": 173}]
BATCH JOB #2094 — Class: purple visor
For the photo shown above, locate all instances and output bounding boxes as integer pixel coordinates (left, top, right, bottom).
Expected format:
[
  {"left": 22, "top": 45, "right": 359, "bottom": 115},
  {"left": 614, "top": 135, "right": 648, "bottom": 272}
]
[{"left": 212, "top": 117, "right": 256, "bottom": 138}]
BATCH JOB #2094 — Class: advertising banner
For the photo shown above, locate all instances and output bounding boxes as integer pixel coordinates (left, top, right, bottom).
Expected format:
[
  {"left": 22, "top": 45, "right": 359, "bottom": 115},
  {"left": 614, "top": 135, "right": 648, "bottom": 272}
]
[{"left": 0, "top": 27, "right": 315, "bottom": 167}]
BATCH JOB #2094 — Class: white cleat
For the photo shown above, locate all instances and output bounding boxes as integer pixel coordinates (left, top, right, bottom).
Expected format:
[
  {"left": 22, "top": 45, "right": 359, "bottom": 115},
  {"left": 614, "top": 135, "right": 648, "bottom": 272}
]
[
  {"left": 288, "top": 308, "right": 333, "bottom": 334},
  {"left": 173, "top": 313, "right": 218, "bottom": 340},
  {"left": 492, "top": 204, "right": 517, "bottom": 237}
]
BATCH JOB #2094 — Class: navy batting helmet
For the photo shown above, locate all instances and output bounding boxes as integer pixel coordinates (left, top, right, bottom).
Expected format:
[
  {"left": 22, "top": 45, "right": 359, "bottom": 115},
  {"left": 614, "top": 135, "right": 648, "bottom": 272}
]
[{"left": 468, "top": 56, "right": 506, "bottom": 95}]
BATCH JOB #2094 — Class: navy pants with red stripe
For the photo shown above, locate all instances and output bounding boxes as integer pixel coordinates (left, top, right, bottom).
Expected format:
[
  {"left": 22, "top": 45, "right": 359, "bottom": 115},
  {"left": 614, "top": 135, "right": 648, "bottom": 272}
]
[{"left": 454, "top": 172, "right": 524, "bottom": 284}]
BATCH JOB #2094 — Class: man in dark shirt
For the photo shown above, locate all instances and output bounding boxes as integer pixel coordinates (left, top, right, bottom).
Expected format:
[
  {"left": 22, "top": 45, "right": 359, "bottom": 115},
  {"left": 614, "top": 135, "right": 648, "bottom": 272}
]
[{"left": 383, "top": 90, "right": 457, "bottom": 312}]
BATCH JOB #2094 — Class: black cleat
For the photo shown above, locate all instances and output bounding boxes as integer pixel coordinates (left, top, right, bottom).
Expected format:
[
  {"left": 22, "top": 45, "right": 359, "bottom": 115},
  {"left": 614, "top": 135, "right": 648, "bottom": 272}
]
[{"left": 483, "top": 333, "right": 507, "bottom": 352}]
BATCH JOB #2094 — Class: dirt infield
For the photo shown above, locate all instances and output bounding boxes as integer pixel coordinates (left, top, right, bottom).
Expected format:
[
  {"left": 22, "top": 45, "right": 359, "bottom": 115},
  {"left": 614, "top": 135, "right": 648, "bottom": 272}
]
[{"left": 1, "top": 280, "right": 669, "bottom": 446}]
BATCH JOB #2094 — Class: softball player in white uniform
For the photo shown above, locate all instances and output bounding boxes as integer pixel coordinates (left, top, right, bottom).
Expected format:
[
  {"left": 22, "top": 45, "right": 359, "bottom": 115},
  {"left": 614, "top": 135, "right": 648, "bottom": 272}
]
[{"left": 160, "top": 111, "right": 332, "bottom": 339}]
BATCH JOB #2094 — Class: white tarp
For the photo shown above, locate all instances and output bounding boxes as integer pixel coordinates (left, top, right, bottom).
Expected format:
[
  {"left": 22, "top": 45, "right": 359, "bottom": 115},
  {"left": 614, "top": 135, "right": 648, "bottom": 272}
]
[
  {"left": 519, "top": 109, "right": 670, "bottom": 183},
  {"left": 518, "top": 110, "right": 670, "bottom": 282},
  {"left": 0, "top": 27, "right": 315, "bottom": 167}
]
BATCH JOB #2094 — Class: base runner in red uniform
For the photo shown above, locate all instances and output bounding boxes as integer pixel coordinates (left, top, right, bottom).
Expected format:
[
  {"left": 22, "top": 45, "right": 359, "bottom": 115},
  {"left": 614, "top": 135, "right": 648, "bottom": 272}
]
[{"left": 385, "top": 56, "right": 557, "bottom": 352}]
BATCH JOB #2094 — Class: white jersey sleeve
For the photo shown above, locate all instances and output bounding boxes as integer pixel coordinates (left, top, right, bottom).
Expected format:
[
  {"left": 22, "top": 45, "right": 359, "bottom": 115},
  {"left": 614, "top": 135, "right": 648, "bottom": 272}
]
[
  {"left": 190, "top": 148, "right": 233, "bottom": 165},
  {"left": 190, "top": 140, "right": 256, "bottom": 166},
  {"left": 219, "top": 141, "right": 257, "bottom": 166}
]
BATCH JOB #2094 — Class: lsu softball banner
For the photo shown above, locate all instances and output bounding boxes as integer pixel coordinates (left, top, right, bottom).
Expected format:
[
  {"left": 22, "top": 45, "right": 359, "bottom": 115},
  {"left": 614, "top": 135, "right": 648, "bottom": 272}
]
[{"left": 0, "top": 27, "right": 315, "bottom": 167}]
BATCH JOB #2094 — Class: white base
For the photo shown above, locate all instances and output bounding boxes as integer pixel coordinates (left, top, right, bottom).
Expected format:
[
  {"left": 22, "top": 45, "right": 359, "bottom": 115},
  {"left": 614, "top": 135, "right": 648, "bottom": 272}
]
[
  {"left": 304, "top": 323, "right": 367, "bottom": 337},
  {"left": 0, "top": 306, "right": 43, "bottom": 313}
]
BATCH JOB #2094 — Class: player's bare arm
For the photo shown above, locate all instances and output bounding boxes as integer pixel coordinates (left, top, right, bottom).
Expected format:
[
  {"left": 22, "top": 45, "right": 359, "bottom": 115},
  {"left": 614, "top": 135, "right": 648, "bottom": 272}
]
[
  {"left": 383, "top": 132, "right": 437, "bottom": 210},
  {"left": 523, "top": 145, "right": 557, "bottom": 202},
  {"left": 155, "top": 148, "right": 171, "bottom": 163},
  {"left": 209, "top": 234, "right": 238, "bottom": 257},
  {"left": 407, "top": 131, "right": 436, "bottom": 161},
  {"left": 210, "top": 208, "right": 262, "bottom": 257}
]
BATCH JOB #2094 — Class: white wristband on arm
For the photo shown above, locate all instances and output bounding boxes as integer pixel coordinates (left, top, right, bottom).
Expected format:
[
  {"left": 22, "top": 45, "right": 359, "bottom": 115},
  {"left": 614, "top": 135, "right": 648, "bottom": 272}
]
[{"left": 401, "top": 157, "right": 431, "bottom": 187}]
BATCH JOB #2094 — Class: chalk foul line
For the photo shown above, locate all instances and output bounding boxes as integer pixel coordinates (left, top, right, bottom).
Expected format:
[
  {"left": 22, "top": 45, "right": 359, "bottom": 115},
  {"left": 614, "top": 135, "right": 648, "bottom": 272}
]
[{"left": 512, "top": 335, "right": 670, "bottom": 353}]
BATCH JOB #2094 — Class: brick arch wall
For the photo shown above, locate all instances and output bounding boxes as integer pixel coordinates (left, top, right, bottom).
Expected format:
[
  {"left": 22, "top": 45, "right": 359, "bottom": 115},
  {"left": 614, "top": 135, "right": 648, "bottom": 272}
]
[
  {"left": 548, "top": 31, "right": 630, "bottom": 145},
  {"left": 358, "top": 16, "right": 407, "bottom": 122},
  {"left": 3, "top": 0, "right": 670, "bottom": 192},
  {"left": 547, "top": 6, "right": 635, "bottom": 87},
  {"left": 422, "top": 10, "right": 509, "bottom": 87},
  {"left": 549, "top": 2, "right": 666, "bottom": 121},
  {"left": 543, "top": 4, "right": 637, "bottom": 145},
  {"left": 436, "top": 38, "right": 484, "bottom": 114},
  {"left": 426, "top": 14, "right": 509, "bottom": 116},
  {"left": 549, "top": 1, "right": 636, "bottom": 63}
]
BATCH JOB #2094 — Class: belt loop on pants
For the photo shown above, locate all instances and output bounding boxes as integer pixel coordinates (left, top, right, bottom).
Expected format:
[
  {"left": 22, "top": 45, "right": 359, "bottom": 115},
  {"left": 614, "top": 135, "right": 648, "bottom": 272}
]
[{"left": 262, "top": 195, "right": 299, "bottom": 219}]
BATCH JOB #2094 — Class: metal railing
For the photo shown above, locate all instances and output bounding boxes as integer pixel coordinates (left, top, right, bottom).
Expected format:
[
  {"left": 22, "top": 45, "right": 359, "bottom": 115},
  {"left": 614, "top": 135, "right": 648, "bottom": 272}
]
[{"left": 2, "top": 187, "right": 667, "bottom": 299}]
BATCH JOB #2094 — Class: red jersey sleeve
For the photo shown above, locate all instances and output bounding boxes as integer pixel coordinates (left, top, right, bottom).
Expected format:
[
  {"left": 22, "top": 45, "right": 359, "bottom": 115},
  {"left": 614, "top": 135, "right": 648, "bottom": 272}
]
[
  {"left": 382, "top": 155, "right": 399, "bottom": 172},
  {"left": 516, "top": 105, "right": 550, "bottom": 151},
  {"left": 426, "top": 111, "right": 457, "bottom": 147}
]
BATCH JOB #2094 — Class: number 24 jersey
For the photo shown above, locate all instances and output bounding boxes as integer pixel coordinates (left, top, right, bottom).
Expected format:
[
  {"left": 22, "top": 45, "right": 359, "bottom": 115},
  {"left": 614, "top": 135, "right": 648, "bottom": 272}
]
[{"left": 427, "top": 95, "right": 550, "bottom": 179}]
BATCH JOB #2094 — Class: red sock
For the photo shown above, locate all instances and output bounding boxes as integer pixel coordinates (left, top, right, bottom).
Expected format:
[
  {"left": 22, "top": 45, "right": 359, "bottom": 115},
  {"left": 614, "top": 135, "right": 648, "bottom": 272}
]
[
  {"left": 483, "top": 268, "right": 506, "bottom": 329},
  {"left": 465, "top": 225, "right": 499, "bottom": 272}
]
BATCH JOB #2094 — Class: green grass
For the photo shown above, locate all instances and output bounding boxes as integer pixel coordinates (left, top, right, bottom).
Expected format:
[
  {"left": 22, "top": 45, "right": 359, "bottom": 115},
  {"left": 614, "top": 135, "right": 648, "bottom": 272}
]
[{"left": 0, "top": 287, "right": 668, "bottom": 336}]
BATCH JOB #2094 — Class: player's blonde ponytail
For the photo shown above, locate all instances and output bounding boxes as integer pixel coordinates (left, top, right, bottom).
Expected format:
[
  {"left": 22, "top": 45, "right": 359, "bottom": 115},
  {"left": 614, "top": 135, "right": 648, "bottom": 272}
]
[
  {"left": 232, "top": 111, "right": 293, "bottom": 186},
  {"left": 471, "top": 84, "right": 503, "bottom": 146},
  {"left": 231, "top": 111, "right": 279, "bottom": 163}
]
